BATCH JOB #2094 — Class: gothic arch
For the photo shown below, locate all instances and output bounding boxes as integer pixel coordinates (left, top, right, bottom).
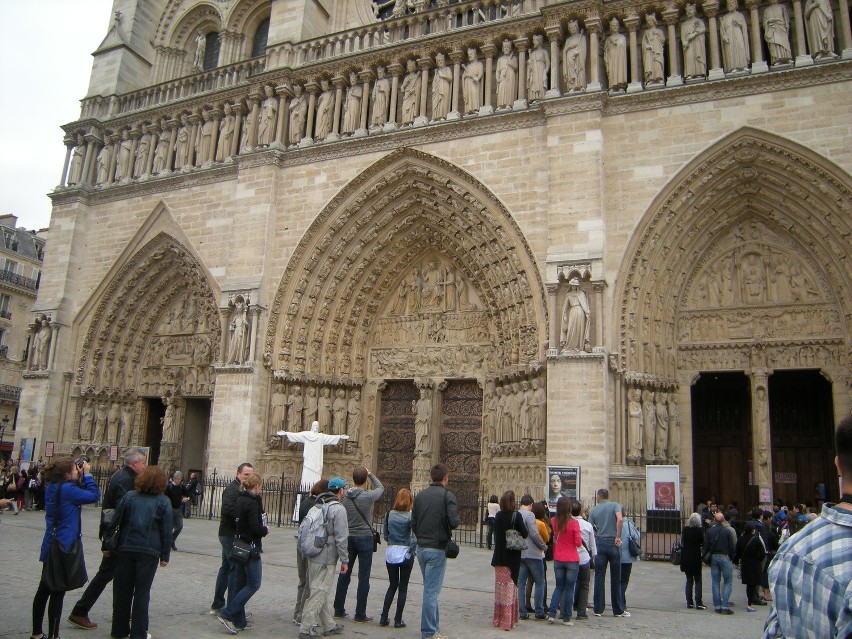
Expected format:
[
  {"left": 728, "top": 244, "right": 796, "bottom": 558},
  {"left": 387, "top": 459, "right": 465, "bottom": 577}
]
[
  {"left": 155, "top": 1, "right": 225, "bottom": 49},
  {"left": 614, "top": 126, "right": 852, "bottom": 381},
  {"left": 266, "top": 148, "right": 548, "bottom": 380}
]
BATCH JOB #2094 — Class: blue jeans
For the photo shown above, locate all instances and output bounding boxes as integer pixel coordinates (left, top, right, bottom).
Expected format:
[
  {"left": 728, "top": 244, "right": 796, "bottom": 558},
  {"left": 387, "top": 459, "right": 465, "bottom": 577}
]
[
  {"left": 593, "top": 540, "right": 624, "bottom": 615},
  {"left": 710, "top": 555, "right": 733, "bottom": 610},
  {"left": 212, "top": 534, "right": 234, "bottom": 610},
  {"left": 549, "top": 561, "right": 579, "bottom": 621},
  {"left": 333, "top": 535, "right": 374, "bottom": 619},
  {"left": 518, "top": 558, "right": 545, "bottom": 617},
  {"left": 417, "top": 547, "right": 447, "bottom": 639},
  {"left": 221, "top": 555, "right": 262, "bottom": 629}
]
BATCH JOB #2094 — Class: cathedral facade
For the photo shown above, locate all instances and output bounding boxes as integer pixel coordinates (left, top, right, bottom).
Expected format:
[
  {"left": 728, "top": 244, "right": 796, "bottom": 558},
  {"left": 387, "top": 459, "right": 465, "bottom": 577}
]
[{"left": 18, "top": 0, "right": 852, "bottom": 509}]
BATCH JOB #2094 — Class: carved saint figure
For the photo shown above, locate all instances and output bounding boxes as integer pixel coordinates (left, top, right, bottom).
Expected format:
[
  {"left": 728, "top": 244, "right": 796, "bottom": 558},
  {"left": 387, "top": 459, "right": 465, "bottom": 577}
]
[
  {"left": 121, "top": 402, "right": 135, "bottom": 447},
  {"left": 763, "top": 0, "right": 792, "bottom": 65},
  {"left": 95, "top": 145, "right": 110, "bottom": 185},
  {"left": 604, "top": 18, "right": 629, "bottom": 90},
  {"left": 655, "top": 393, "right": 669, "bottom": 460},
  {"left": 371, "top": 66, "right": 391, "bottom": 128},
  {"left": 461, "top": 48, "right": 484, "bottom": 114},
  {"left": 116, "top": 134, "right": 133, "bottom": 180},
  {"left": 562, "top": 21, "right": 587, "bottom": 92},
  {"left": 107, "top": 401, "right": 121, "bottom": 443},
  {"left": 133, "top": 133, "right": 150, "bottom": 177},
  {"left": 193, "top": 29, "right": 206, "bottom": 68},
  {"left": 288, "top": 85, "right": 308, "bottom": 145},
  {"left": 667, "top": 393, "right": 681, "bottom": 464},
  {"left": 80, "top": 398, "right": 95, "bottom": 441},
  {"left": 431, "top": 53, "right": 453, "bottom": 120},
  {"left": 317, "top": 387, "right": 333, "bottom": 432},
  {"left": 216, "top": 103, "right": 236, "bottom": 161},
  {"left": 93, "top": 402, "right": 108, "bottom": 442},
  {"left": 413, "top": 388, "right": 432, "bottom": 454},
  {"left": 161, "top": 397, "right": 176, "bottom": 442},
  {"left": 420, "top": 260, "right": 444, "bottom": 311},
  {"left": 518, "top": 380, "right": 532, "bottom": 439},
  {"left": 286, "top": 385, "right": 304, "bottom": 431},
  {"left": 257, "top": 85, "right": 278, "bottom": 146},
  {"left": 228, "top": 301, "right": 249, "bottom": 364},
  {"left": 314, "top": 79, "right": 335, "bottom": 140},
  {"left": 720, "top": 0, "right": 750, "bottom": 72},
  {"left": 341, "top": 72, "right": 363, "bottom": 135},
  {"left": 303, "top": 386, "right": 319, "bottom": 428},
  {"left": 494, "top": 385, "right": 507, "bottom": 442},
  {"left": 642, "top": 13, "right": 666, "bottom": 85},
  {"left": 33, "top": 319, "right": 51, "bottom": 370},
  {"left": 152, "top": 125, "right": 171, "bottom": 174},
  {"left": 642, "top": 390, "right": 656, "bottom": 462},
  {"left": 527, "top": 34, "right": 550, "bottom": 101},
  {"left": 197, "top": 112, "right": 215, "bottom": 164},
  {"left": 68, "top": 134, "right": 85, "bottom": 185},
  {"left": 400, "top": 60, "right": 421, "bottom": 125},
  {"left": 496, "top": 39, "right": 518, "bottom": 108},
  {"left": 393, "top": 279, "right": 408, "bottom": 314},
  {"left": 742, "top": 253, "right": 766, "bottom": 302},
  {"left": 174, "top": 114, "right": 192, "bottom": 168},
  {"left": 627, "top": 387, "right": 644, "bottom": 462},
  {"left": 561, "top": 278, "right": 590, "bottom": 351},
  {"left": 804, "top": 0, "right": 835, "bottom": 59},
  {"left": 443, "top": 267, "right": 457, "bottom": 311},
  {"left": 407, "top": 268, "right": 422, "bottom": 314},
  {"left": 346, "top": 389, "right": 362, "bottom": 441},
  {"left": 271, "top": 387, "right": 286, "bottom": 432},
  {"left": 277, "top": 420, "right": 349, "bottom": 489},
  {"left": 332, "top": 389, "right": 347, "bottom": 435},
  {"left": 682, "top": 4, "right": 708, "bottom": 78}
]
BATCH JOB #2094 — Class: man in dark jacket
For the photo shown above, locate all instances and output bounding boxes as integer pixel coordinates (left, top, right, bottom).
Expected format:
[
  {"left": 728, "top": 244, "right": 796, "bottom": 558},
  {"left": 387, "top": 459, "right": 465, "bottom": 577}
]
[
  {"left": 68, "top": 447, "right": 147, "bottom": 630},
  {"left": 412, "top": 463, "right": 458, "bottom": 639},
  {"left": 210, "top": 462, "right": 254, "bottom": 615},
  {"left": 705, "top": 511, "right": 738, "bottom": 614}
]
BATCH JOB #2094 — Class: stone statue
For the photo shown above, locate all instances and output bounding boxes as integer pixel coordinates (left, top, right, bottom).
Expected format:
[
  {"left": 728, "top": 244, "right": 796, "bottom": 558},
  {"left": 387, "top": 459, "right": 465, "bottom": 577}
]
[
  {"left": 107, "top": 401, "right": 121, "bottom": 443},
  {"left": 527, "top": 34, "right": 549, "bottom": 101},
  {"left": 228, "top": 301, "right": 249, "bottom": 364},
  {"left": 133, "top": 134, "right": 150, "bottom": 177},
  {"left": 561, "top": 278, "right": 590, "bottom": 351},
  {"left": 420, "top": 260, "right": 444, "bottom": 311},
  {"left": 371, "top": 66, "right": 391, "bottom": 128},
  {"left": 152, "top": 125, "right": 171, "bottom": 174},
  {"left": 642, "top": 13, "right": 666, "bottom": 85},
  {"left": 604, "top": 18, "right": 628, "bottom": 91},
  {"left": 655, "top": 392, "right": 669, "bottom": 460},
  {"left": 667, "top": 393, "right": 680, "bottom": 463},
  {"left": 174, "top": 114, "right": 192, "bottom": 168},
  {"left": 216, "top": 103, "right": 236, "bottom": 161},
  {"left": 562, "top": 21, "right": 587, "bottom": 92},
  {"left": 530, "top": 378, "right": 546, "bottom": 439},
  {"left": 271, "top": 386, "right": 286, "bottom": 432},
  {"left": 642, "top": 389, "right": 656, "bottom": 462},
  {"left": 303, "top": 386, "right": 319, "bottom": 428},
  {"left": 33, "top": 318, "right": 51, "bottom": 369},
  {"left": 288, "top": 85, "right": 308, "bottom": 145},
  {"left": 94, "top": 401, "right": 108, "bottom": 442},
  {"left": 400, "top": 60, "right": 421, "bottom": 126},
  {"left": 317, "top": 387, "right": 333, "bottom": 432},
  {"left": 431, "top": 53, "right": 452, "bottom": 120},
  {"left": 346, "top": 389, "right": 362, "bottom": 441},
  {"left": 193, "top": 29, "right": 206, "bottom": 69},
  {"left": 277, "top": 420, "right": 349, "bottom": 489},
  {"left": 484, "top": 382, "right": 498, "bottom": 442},
  {"left": 80, "top": 398, "right": 95, "bottom": 441},
  {"left": 509, "top": 382, "right": 522, "bottom": 441},
  {"left": 443, "top": 267, "right": 456, "bottom": 311},
  {"left": 116, "top": 134, "right": 132, "bottom": 180},
  {"left": 197, "top": 112, "right": 215, "bottom": 164},
  {"left": 393, "top": 279, "right": 409, "bottom": 315},
  {"left": 161, "top": 397, "right": 176, "bottom": 442},
  {"left": 518, "top": 380, "right": 531, "bottom": 439},
  {"left": 121, "top": 402, "right": 135, "bottom": 447},
  {"left": 627, "top": 387, "right": 643, "bottom": 462},
  {"left": 257, "top": 85, "right": 278, "bottom": 146},
  {"left": 804, "top": 0, "right": 835, "bottom": 59},
  {"left": 413, "top": 387, "right": 432, "bottom": 453},
  {"left": 496, "top": 385, "right": 510, "bottom": 442},
  {"left": 461, "top": 48, "right": 484, "bottom": 114},
  {"left": 496, "top": 39, "right": 518, "bottom": 108},
  {"left": 68, "top": 134, "right": 85, "bottom": 185},
  {"left": 682, "top": 4, "right": 708, "bottom": 79},
  {"left": 314, "top": 79, "right": 335, "bottom": 140},
  {"left": 342, "top": 72, "right": 363, "bottom": 135},
  {"left": 332, "top": 389, "right": 347, "bottom": 435},
  {"left": 407, "top": 268, "right": 422, "bottom": 314},
  {"left": 763, "top": 0, "right": 792, "bottom": 65},
  {"left": 285, "top": 385, "right": 304, "bottom": 431},
  {"left": 720, "top": 0, "right": 750, "bottom": 72},
  {"left": 95, "top": 145, "right": 110, "bottom": 185},
  {"left": 742, "top": 253, "right": 766, "bottom": 302}
]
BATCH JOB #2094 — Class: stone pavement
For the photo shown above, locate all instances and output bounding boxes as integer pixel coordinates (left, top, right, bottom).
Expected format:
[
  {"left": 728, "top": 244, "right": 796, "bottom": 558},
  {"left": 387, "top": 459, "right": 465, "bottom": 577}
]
[{"left": 2, "top": 507, "right": 768, "bottom": 639}]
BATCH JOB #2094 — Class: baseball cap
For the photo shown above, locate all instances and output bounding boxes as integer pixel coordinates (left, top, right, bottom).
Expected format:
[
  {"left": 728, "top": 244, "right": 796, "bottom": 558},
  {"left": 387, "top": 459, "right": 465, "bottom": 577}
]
[{"left": 328, "top": 477, "right": 346, "bottom": 491}]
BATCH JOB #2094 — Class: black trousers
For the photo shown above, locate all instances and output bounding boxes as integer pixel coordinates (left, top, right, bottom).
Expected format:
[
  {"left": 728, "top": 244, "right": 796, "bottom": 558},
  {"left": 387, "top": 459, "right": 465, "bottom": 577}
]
[
  {"left": 32, "top": 574, "right": 65, "bottom": 639},
  {"left": 112, "top": 552, "right": 159, "bottom": 639},
  {"left": 382, "top": 557, "right": 414, "bottom": 623},
  {"left": 71, "top": 551, "right": 117, "bottom": 616}
]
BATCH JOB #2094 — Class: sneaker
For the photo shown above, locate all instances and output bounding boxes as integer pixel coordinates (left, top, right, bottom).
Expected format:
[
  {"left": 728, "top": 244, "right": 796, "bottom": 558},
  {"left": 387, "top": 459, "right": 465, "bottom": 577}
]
[
  {"left": 576, "top": 615, "right": 588, "bottom": 620},
  {"left": 323, "top": 625, "right": 344, "bottom": 636},
  {"left": 747, "top": 606, "right": 756, "bottom": 612},
  {"left": 616, "top": 611, "right": 631, "bottom": 617},
  {"left": 687, "top": 603, "right": 695, "bottom": 609},
  {"left": 393, "top": 621, "right": 406, "bottom": 628},
  {"left": 547, "top": 617, "right": 556, "bottom": 624},
  {"left": 298, "top": 632, "right": 323, "bottom": 639},
  {"left": 237, "top": 622, "right": 253, "bottom": 631},
  {"left": 721, "top": 608, "right": 734, "bottom": 615},
  {"left": 425, "top": 634, "right": 448, "bottom": 639},
  {"left": 534, "top": 614, "right": 548, "bottom": 620},
  {"left": 245, "top": 613, "right": 252, "bottom": 620},
  {"left": 332, "top": 612, "right": 347, "bottom": 619},
  {"left": 696, "top": 604, "right": 707, "bottom": 610},
  {"left": 562, "top": 620, "right": 574, "bottom": 626},
  {"left": 593, "top": 612, "right": 603, "bottom": 617},
  {"left": 217, "top": 615, "right": 238, "bottom": 635},
  {"left": 353, "top": 616, "right": 373, "bottom": 623},
  {"left": 68, "top": 614, "right": 98, "bottom": 629},
  {"left": 210, "top": 609, "right": 221, "bottom": 616}
]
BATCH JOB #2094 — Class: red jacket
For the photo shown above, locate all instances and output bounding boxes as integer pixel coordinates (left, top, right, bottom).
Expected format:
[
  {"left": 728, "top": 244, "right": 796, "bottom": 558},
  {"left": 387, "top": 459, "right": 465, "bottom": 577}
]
[{"left": 550, "top": 516, "right": 582, "bottom": 562}]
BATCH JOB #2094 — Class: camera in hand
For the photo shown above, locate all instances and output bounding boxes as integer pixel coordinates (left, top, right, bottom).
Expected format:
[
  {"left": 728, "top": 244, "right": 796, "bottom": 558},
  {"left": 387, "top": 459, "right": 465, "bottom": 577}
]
[{"left": 75, "top": 455, "right": 90, "bottom": 469}]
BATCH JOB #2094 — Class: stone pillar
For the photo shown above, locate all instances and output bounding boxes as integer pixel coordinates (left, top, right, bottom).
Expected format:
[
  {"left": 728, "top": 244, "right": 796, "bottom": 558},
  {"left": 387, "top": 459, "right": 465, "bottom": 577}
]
[
  {"left": 386, "top": 62, "right": 402, "bottom": 131},
  {"left": 625, "top": 14, "right": 643, "bottom": 92},
  {"left": 750, "top": 369, "right": 773, "bottom": 504},
  {"left": 275, "top": 86, "right": 291, "bottom": 147},
  {"left": 357, "top": 70, "right": 372, "bottom": 136},
  {"left": 703, "top": 0, "right": 726, "bottom": 79},
  {"left": 304, "top": 81, "right": 319, "bottom": 144},
  {"left": 127, "top": 129, "right": 141, "bottom": 179},
  {"left": 448, "top": 51, "right": 463, "bottom": 120},
  {"left": 248, "top": 306, "right": 261, "bottom": 363},
  {"left": 329, "top": 77, "right": 345, "bottom": 141},
  {"left": 513, "top": 37, "right": 529, "bottom": 108},
  {"left": 415, "top": 57, "right": 432, "bottom": 126},
  {"left": 545, "top": 26, "right": 562, "bottom": 98},
  {"left": 839, "top": 0, "right": 852, "bottom": 59},
  {"left": 230, "top": 104, "right": 244, "bottom": 158},
  {"left": 207, "top": 108, "right": 222, "bottom": 164},
  {"left": 593, "top": 282, "right": 605, "bottom": 348},
  {"left": 791, "top": 0, "right": 814, "bottom": 66},
  {"left": 82, "top": 135, "right": 99, "bottom": 186},
  {"left": 546, "top": 284, "right": 559, "bottom": 355},
  {"left": 480, "top": 42, "right": 496, "bottom": 115},
  {"left": 166, "top": 119, "right": 179, "bottom": 171},
  {"left": 746, "top": 0, "right": 769, "bottom": 72},
  {"left": 106, "top": 135, "right": 120, "bottom": 185},
  {"left": 663, "top": 7, "right": 684, "bottom": 85},
  {"left": 187, "top": 112, "right": 200, "bottom": 167},
  {"left": 59, "top": 138, "right": 74, "bottom": 187},
  {"left": 218, "top": 309, "right": 231, "bottom": 365},
  {"left": 586, "top": 17, "right": 603, "bottom": 90}
]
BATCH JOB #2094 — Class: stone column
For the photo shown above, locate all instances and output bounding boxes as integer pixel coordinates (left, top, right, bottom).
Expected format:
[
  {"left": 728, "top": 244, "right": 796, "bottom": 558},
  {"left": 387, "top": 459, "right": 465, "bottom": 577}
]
[
  {"left": 275, "top": 86, "right": 291, "bottom": 147},
  {"left": 415, "top": 57, "right": 432, "bottom": 126},
  {"left": 357, "top": 70, "right": 372, "bottom": 137},
  {"left": 704, "top": 0, "right": 726, "bottom": 79},
  {"left": 218, "top": 309, "right": 231, "bottom": 365},
  {"left": 106, "top": 134, "right": 120, "bottom": 185},
  {"left": 165, "top": 119, "right": 178, "bottom": 172},
  {"left": 746, "top": 0, "right": 769, "bottom": 72},
  {"left": 839, "top": 0, "right": 852, "bottom": 59},
  {"left": 59, "top": 138, "right": 74, "bottom": 187},
  {"left": 82, "top": 135, "right": 99, "bottom": 185},
  {"left": 545, "top": 26, "right": 563, "bottom": 97},
  {"left": 230, "top": 104, "right": 244, "bottom": 158},
  {"left": 126, "top": 129, "right": 140, "bottom": 179},
  {"left": 480, "top": 42, "right": 496, "bottom": 114},
  {"left": 329, "top": 76, "right": 345, "bottom": 141},
  {"left": 750, "top": 369, "right": 773, "bottom": 503},
  {"left": 304, "top": 81, "right": 319, "bottom": 145},
  {"left": 48, "top": 322, "right": 60, "bottom": 370},
  {"left": 448, "top": 50, "right": 463, "bottom": 120},
  {"left": 248, "top": 306, "right": 261, "bottom": 363},
  {"left": 546, "top": 284, "right": 559, "bottom": 355},
  {"left": 625, "top": 13, "right": 643, "bottom": 92},
  {"left": 207, "top": 108, "right": 222, "bottom": 164},
  {"left": 791, "top": 0, "right": 814, "bottom": 66},
  {"left": 513, "top": 37, "right": 529, "bottom": 108},
  {"left": 187, "top": 112, "right": 200, "bottom": 167},
  {"left": 663, "top": 7, "right": 684, "bottom": 85},
  {"left": 146, "top": 126, "right": 159, "bottom": 176},
  {"left": 386, "top": 62, "right": 402, "bottom": 131},
  {"left": 593, "top": 282, "right": 605, "bottom": 349},
  {"left": 586, "top": 16, "right": 603, "bottom": 90}
]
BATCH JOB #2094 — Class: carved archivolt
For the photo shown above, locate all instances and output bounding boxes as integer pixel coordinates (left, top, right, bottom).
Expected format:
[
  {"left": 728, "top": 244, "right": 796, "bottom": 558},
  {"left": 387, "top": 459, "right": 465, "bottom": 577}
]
[{"left": 266, "top": 148, "right": 548, "bottom": 382}]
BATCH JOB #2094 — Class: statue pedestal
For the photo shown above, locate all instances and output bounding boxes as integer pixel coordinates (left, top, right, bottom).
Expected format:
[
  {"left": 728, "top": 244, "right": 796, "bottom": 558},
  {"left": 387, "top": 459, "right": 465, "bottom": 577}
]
[{"left": 411, "top": 453, "right": 433, "bottom": 492}]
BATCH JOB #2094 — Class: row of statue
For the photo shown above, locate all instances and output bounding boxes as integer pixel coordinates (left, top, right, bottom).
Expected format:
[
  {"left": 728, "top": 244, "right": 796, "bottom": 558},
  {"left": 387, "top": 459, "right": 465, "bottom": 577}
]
[
  {"left": 78, "top": 398, "right": 136, "bottom": 447},
  {"left": 626, "top": 388, "right": 680, "bottom": 464},
  {"left": 390, "top": 261, "right": 478, "bottom": 316},
  {"left": 269, "top": 383, "right": 362, "bottom": 442},
  {"left": 483, "top": 378, "right": 547, "bottom": 445}
]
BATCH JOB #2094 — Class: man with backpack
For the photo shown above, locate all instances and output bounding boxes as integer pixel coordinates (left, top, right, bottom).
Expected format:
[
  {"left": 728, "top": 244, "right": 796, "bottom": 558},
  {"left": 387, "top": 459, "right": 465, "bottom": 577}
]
[{"left": 299, "top": 477, "right": 349, "bottom": 639}]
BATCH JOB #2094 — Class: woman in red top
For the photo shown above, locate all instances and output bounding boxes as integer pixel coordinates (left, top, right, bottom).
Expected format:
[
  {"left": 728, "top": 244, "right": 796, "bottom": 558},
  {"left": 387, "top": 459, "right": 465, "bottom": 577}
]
[{"left": 547, "top": 497, "right": 582, "bottom": 625}]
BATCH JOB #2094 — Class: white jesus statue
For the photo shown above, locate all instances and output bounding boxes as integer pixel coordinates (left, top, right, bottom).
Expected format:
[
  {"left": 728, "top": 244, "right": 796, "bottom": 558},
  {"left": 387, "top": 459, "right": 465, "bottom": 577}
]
[{"left": 277, "top": 420, "right": 348, "bottom": 489}]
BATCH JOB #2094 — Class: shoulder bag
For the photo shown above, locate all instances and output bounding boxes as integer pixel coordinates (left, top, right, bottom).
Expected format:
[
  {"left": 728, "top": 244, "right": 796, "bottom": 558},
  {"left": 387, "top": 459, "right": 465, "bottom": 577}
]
[
  {"left": 350, "top": 496, "right": 381, "bottom": 552},
  {"left": 228, "top": 515, "right": 256, "bottom": 565},
  {"left": 43, "top": 483, "right": 89, "bottom": 592},
  {"left": 627, "top": 520, "right": 641, "bottom": 558},
  {"left": 442, "top": 487, "right": 459, "bottom": 558},
  {"left": 670, "top": 539, "right": 682, "bottom": 565},
  {"left": 505, "top": 512, "right": 528, "bottom": 551}
]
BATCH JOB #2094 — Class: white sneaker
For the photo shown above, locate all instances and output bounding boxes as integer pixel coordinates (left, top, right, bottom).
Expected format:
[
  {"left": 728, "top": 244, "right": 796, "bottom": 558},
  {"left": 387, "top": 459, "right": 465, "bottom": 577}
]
[
  {"left": 616, "top": 611, "right": 631, "bottom": 617},
  {"left": 210, "top": 608, "right": 221, "bottom": 616},
  {"left": 218, "top": 616, "right": 238, "bottom": 635}
]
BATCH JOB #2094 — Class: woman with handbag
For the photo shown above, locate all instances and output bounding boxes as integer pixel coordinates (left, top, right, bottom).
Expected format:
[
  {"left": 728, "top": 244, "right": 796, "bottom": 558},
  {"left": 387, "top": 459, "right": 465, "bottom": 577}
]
[
  {"left": 680, "top": 512, "right": 706, "bottom": 609},
  {"left": 106, "top": 465, "right": 172, "bottom": 639},
  {"left": 547, "top": 496, "right": 582, "bottom": 625},
  {"left": 490, "top": 490, "right": 528, "bottom": 631},
  {"left": 380, "top": 488, "right": 417, "bottom": 628},
  {"left": 31, "top": 456, "right": 99, "bottom": 639},
  {"left": 619, "top": 516, "right": 641, "bottom": 612},
  {"left": 217, "top": 473, "right": 268, "bottom": 634}
]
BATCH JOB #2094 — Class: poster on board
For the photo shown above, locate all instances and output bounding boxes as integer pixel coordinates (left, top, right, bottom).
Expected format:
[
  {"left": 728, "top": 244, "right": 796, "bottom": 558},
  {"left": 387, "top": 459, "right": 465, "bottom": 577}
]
[
  {"left": 645, "top": 465, "right": 681, "bottom": 510},
  {"left": 546, "top": 466, "right": 580, "bottom": 509}
]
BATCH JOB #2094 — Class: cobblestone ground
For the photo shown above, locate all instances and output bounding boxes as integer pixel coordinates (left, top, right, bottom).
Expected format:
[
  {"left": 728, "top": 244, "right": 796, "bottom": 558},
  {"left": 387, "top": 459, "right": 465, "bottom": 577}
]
[{"left": 2, "top": 507, "right": 767, "bottom": 639}]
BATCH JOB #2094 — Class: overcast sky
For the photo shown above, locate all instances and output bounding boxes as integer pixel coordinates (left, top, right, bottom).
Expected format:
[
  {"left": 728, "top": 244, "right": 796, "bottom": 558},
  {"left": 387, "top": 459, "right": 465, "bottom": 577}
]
[{"left": 0, "top": 0, "right": 113, "bottom": 231}]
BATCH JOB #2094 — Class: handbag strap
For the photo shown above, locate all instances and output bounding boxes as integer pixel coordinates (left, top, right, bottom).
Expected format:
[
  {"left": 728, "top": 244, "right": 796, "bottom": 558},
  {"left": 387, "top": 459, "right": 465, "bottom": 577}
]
[
  {"left": 442, "top": 486, "right": 453, "bottom": 540},
  {"left": 51, "top": 482, "right": 63, "bottom": 533},
  {"left": 349, "top": 494, "right": 374, "bottom": 531}
]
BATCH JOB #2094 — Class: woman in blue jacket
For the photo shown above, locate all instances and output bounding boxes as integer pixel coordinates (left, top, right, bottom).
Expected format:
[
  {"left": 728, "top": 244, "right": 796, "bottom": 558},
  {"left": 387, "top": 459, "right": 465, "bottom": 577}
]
[
  {"left": 380, "top": 488, "right": 417, "bottom": 628},
  {"left": 31, "top": 456, "right": 100, "bottom": 639},
  {"left": 106, "top": 465, "right": 172, "bottom": 639}
]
